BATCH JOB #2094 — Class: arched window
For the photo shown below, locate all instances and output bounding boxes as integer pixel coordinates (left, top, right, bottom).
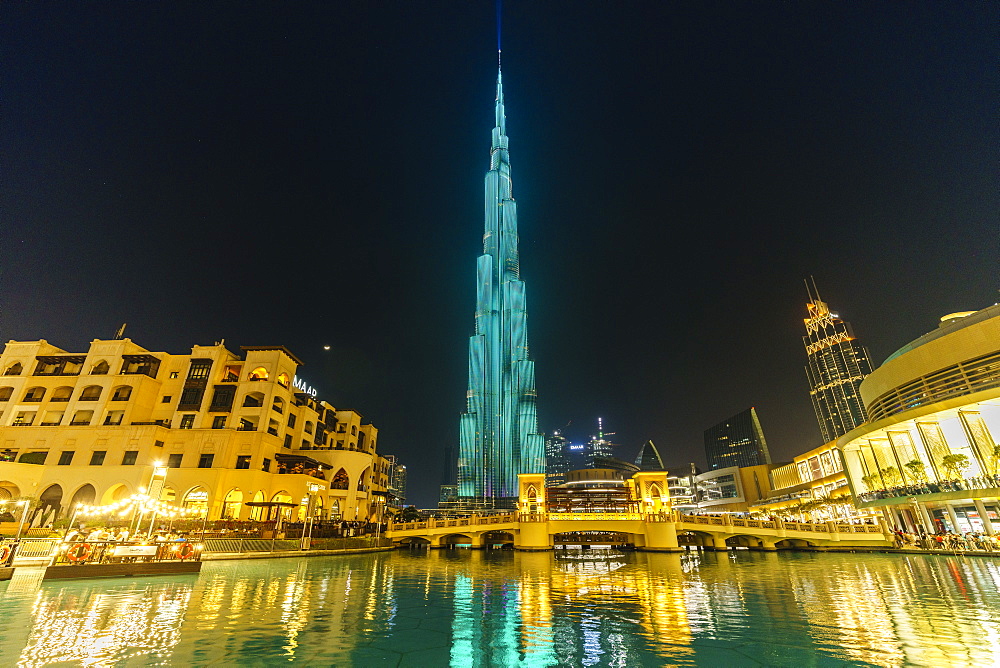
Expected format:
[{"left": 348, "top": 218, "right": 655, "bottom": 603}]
[
  {"left": 357, "top": 467, "right": 370, "bottom": 491},
  {"left": 242, "top": 392, "right": 264, "bottom": 407},
  {"left": 91, "top": 360, "right": 110, "bottom": 375},
  {"left": 79, "top": 385, "right": 103, "bottom": 401},
  {"left": 183, "top": 487, "right": 210, "bottom": 517},
  {"left": 331, "top": 469, "right": 350, "bottom": 490},
  {"left": 69, "top": 484, "right": 97, "bottom": 509},
  {"left": 222, "top": 489, "right": 244, "bottom": 519},
  {"left": 4, "top": 363, "right": 23, "bottom": 376},
  {"left": 0, "top": 387, "right": 12, "bottom": 401},
  {"left": 22, "top": 387, "right": 45, "bottom": 402},
  {"left": 248, "top": 367, "right": 268, "bottom": 381},
  {"left": 248, "top": 491, "right": 265, "bottom": 520},
  {"left": 272, "top": 396, "right": 284, "bottom": 413},
  {"left": 111, "top": 386, "right": 133, "bottom": 401},
  {"left": 50, "top": 386, "right": 73, "bottom": 402},
  {"left": 304, "top": 421, "right": 314, "bottom": 435},
  {"left": 276, "top": 372, "right": 290, "bottom": 388},
  {"left": 39, "top": 484, "right": 64, "bottom": 521}
]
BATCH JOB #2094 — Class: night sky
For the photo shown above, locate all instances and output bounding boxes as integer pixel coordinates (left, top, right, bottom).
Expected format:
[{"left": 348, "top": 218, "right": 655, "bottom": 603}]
[{"left": 2, "top": 3, "right": 997, "bottom": 506}]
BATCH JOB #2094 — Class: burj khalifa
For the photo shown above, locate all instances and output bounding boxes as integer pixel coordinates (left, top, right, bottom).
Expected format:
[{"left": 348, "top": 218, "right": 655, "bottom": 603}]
[{"left": 457, "top": 66, "right": 545, "bottom": 508}]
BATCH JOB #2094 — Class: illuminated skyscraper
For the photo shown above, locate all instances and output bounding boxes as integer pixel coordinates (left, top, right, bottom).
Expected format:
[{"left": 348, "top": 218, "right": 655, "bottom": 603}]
[
  {"left": 803, "top": 281, "right": 873, "bottom": 442},
  {"left": 704, "top": 407, "right": 771, "bottom": 470},
  {"left": 457, "top": 67, "right": 545, "bottom": 508}
]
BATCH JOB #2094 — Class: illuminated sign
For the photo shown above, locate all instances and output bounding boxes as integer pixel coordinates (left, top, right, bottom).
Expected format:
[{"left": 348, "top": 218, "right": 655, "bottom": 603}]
[
  {"left": 293, "top": 376, "right": 318, "bottom": 397},
  {"left": 569, "top": 445, "right": 584, "bottom": 451}
]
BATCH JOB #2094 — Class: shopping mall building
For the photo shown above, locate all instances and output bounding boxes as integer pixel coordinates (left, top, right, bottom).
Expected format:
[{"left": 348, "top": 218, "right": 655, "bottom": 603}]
[
  {"left": 837, "top": 304, "right": 1000, "bottom": 535},
  {"left": 0, "top": 338, "right": 392, "bottom": 525}
]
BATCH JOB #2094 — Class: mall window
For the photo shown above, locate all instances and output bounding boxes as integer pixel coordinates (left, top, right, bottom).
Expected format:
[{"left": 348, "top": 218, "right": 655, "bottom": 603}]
[
  {"left": 277, "top": 372, "right": 290, "bottom": 388},
  {"left": 222, "top": 365, "right": 241, "bottom": 382},
  {"left": 90, "top": 451, "right": 107, "bottom": 466},
  {"left": 22, "top": 387, "right": 45, "bottom": 402},
  {"left": 162, "top": 396, "right": 172, "bottom": 403},
  {"left": 238, "top": 417, "right": 258, "bottom": 431},
  {"left": 283, "top": 434, "right": 292, "bottom": 449},
  {"left": 262, "top": 458, "right": 271, "bottom": 472},
  {"left": 235, "top": 455, "right": 251, "bottom": 469},
  {"left": 212, "top": 415, "right": 227, "bottom": 429},
  {"left": 248, "top": 367, "right": 268, "bottom": 381},
  {"left": 90, "top": 361, "right": 109, "bottom": 375},
  {"left": 12, "top": 411, "right": 36, "bottom": 426},
  {"left": 57, "top": 451, "right": 74, "bottom": 466},
  {"left": 287, "top": 413, "right": 297, "bottom": 428},
  {"left": 179, "top": 414, "right": 196, "bottom": 429},
  {"left": 122, "top": 451, "right": 138, "bottom": 466},
  {"left": 111, "top": 386, "right": 133, "bottom": 401},
  {"left": 103, "top": 410, "right": 124, "bottom": 426},
  {"left": 169, "top": 371, "right": 180, "bottom": 379},
  {"left": 167, "top": 453, "right": 183, "bottom": 468},
  {"left": 209, "top": 387, "right": 235, "bottom": 412},
  {"left": 0, "top": 387, "right": 12, "bottom": 401},
  {"left": 4, "top": 363, "right": 22, "bottom": 376},
  {"left": 187, "top": 360, "right": 212, "bottom": 380},
  {"left": 198, "top": 454, "right": 214, "bottom": 469},
  {"left": 178, "top": 388, "right": 204, "bottom": 409},
  {"left": 79, "top": 386, "right": 102, "bottom": 401}
]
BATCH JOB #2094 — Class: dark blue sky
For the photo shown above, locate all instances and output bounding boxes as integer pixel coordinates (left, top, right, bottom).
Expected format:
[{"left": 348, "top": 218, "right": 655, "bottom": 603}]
[{"left": 2, "top": 2, "right": 997, "bottom": 506}]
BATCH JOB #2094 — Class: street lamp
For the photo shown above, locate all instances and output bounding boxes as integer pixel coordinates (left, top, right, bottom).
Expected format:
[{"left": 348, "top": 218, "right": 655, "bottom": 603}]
[
  {"left": 13, "top": 499, "right": 30, "bottom": 540},
  {"left": 302, "top": 482, "right": 321, "bottom": 550},
  {"left": 145, "top": 462, "right": 169, "bottom": 535}
]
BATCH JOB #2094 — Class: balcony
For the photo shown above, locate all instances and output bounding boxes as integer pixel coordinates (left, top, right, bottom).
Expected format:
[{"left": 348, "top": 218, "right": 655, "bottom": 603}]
[{"left": 237, "top": 425, "right": 257, "bottom": 432}]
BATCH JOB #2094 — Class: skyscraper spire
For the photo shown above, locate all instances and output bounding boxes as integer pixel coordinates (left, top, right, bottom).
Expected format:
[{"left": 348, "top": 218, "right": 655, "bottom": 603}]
[{"left": 458, "top": 62, "right": 545, "bottom": 508}]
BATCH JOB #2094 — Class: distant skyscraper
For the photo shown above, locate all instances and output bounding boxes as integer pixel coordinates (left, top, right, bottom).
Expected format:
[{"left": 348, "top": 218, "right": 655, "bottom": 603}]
[
  {"left": 385, "top": 455, "right": 407, "bottom": 508},
  {"left": 545, "top": 430, "right": 572, "bottom": 487},
  {"left": 634, "top": 440, "right": 665, "bottom": 471},
  {"left": 584, "top": 418, "right": 615, "bottom": 468},
  {"left": 803, "top": 280, "right": 873, "bottom": 442},
  {"left": 704, "top": 408, "right": 771, "bottom": 470},
  {"left": 457, "top": 65, "right": 545, "bottom": 508}
]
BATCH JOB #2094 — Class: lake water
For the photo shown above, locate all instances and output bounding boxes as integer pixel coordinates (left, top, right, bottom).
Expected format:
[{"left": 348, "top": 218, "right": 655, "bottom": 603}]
[{"left": 1, "top": 549, "right": 998, "bottom": 666}]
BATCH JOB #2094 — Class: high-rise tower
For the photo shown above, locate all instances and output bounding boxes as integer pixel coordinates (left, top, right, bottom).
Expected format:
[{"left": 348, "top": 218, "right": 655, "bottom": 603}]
[
  {"left": 704, "top": 407, "right": 771, "bottom": 470},
  {"left": 457, "top": 66, "right": 545, "bottom": 508},
  {"left": 803, "top": 280, "right": 873, "bottom": 442}
]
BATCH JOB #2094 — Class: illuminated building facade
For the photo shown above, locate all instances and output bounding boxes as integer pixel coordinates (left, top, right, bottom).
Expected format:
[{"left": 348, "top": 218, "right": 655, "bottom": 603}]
[
  {"left": 838, "top": 303, "right": 1000, "bottom": 535},
  {"left": 0, "top": 338, "right": 388, "bottom": 523},
  {"left": 803, "top": 283, "right": 874, "bottom": 442},
  {"left": 457, "top": 67, "right": 544, "bottom": 507},
  {"left": 634, "top": 440, "right": 665, "bottom": 471},
  {"left": 704, "top": 407, "right": 771, "bottom": 470},
  {"left": 544, "top": 431, "right": 572, "bottom": 487}
]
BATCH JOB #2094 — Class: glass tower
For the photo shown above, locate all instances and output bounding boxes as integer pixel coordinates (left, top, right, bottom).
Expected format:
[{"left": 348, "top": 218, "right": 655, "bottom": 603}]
[
  {"left": 458, "top": 67, "right": 545, "bottom": 508},
  {"left": 803, "top": 281, "right": 873, "bottom": 443},
  {"left": 704, "top": 407, "right": 771, "bottom": 470}
]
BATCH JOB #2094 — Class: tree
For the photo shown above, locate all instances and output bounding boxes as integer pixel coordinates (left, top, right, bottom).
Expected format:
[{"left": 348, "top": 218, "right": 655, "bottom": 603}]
[
  {"left": 400, "top": 506, "right": 422, "bottom": 522},
  {"left": 861, "top": 473, "right": 882, "bottom": 492},
  {"left": 904, "top": 459, "right": 928, "bottom": 483},
  {"left": 881, "top": 466, "right": 901, "bottom": 486},
  {"left": 940, "top": 453, "right": 970, "bottom": 479}
]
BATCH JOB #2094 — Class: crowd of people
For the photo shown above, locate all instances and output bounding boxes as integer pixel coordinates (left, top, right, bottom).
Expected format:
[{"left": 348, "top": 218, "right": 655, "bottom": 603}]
[
  {"left": 860, "top": 474, "right": 1000, "bottom": 502},
  {"left": 64, "top": 526, "right": 192, "bottom": 544},
  {"left": 892, "top": 527, "right": 1000, "bottom": 552}
]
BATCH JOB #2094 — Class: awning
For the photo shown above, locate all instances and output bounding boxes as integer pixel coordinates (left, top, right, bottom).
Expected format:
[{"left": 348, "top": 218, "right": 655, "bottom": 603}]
[{"left": 244, "top": 501, "right": 298, "bottom": 508}]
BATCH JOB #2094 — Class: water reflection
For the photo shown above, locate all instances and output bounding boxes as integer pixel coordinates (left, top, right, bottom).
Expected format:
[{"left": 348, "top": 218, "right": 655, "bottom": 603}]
[{"left": 0, "top": 550, "right": 999, "bottom": 666}]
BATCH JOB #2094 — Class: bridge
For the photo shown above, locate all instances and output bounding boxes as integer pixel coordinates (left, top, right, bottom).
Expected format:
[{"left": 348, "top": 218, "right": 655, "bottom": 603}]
[{"left": 386, "top": 511, "right": 891, "bottom": 551}]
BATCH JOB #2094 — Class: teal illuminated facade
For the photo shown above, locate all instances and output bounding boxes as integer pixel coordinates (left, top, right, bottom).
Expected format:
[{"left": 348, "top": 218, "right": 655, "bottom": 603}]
[{"left": 458, "top": 68, "right": 545, "bottom": 508}]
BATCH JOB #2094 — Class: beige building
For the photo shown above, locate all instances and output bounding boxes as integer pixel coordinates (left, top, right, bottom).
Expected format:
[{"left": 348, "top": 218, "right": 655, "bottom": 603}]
[
  {"left": 837, "top": 304, "right": 1000, "bottom": 534},
  {"left": 0, "top": 338, "right": 391, "bottom": 525}
]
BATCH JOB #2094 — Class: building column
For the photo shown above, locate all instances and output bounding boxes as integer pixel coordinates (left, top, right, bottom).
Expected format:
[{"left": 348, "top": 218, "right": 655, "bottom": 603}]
[
  {"left": 944, "top": 504, "right": 962, "bottom": 533},
  {"left": 710, "top": 535, "right": 729, "bottom": 551},
  {"left": 973, "top": 499, "right": 995, "bottom": 536}
]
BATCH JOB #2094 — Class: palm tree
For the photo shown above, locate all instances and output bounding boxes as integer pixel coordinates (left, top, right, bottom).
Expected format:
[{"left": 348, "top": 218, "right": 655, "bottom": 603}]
[
  {"left": 881, "top": 466, "right": 902, "bottom": 486},
  {"left": 861, "top": 473, "right": 882, "bottom": 492},
  {"left": 904, "top": 459, "right": 927, "bottom": 483},
  {"left": 940, "top": 453, "right": 970, "bottom": 479}
]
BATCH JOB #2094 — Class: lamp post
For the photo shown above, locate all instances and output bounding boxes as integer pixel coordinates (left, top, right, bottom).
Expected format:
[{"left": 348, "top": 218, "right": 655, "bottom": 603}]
[
  {"left": 14, "top": 499, "right": 30, "bottom": 540},
  {"left": 145, "top": 463, "right": 168, "bottom": 535},
  {"left": 303, "top": 482, "right": 321, "bottom": 550}
]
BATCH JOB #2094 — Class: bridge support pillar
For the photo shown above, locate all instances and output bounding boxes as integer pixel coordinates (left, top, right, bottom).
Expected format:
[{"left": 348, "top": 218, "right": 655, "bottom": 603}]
[
  {"left": 642, "top": 522, "right": 682, "bottom": 552},
  {"left": 514, "top": 521, "right": 552, "bottom": 551},
  {"left": 709, "top": 535, "right": 729, "bottom": 551},
  {"left": 757, "top": 538, "right": 778, "bottom": 551}
]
